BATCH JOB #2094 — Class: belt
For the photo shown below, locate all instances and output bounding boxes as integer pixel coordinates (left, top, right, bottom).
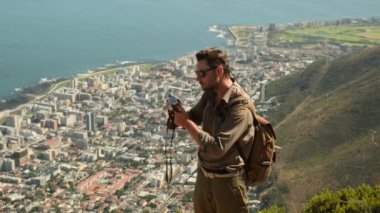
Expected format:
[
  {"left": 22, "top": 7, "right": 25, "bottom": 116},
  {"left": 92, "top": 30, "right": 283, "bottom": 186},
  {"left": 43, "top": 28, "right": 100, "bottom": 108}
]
[{"left": 201, "top": 167, "right": 242, "bottom": 179}]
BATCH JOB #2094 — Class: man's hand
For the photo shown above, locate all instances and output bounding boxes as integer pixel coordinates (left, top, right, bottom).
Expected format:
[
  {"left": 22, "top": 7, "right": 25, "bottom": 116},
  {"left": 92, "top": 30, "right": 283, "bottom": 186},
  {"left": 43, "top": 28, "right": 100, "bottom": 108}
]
[
  {"left": 173, "top": 105, "right": 202, "bottom": 146},
  {"left": 173, "top": 105, "right": 190, "bottom": 128}
]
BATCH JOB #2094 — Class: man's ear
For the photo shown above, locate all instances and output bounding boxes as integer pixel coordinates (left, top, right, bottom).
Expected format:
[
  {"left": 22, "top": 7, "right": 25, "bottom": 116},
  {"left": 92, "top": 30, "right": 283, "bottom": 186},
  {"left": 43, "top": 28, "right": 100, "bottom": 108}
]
[{"left": 216, "top": 65, "right": 224, "bottom": 77}]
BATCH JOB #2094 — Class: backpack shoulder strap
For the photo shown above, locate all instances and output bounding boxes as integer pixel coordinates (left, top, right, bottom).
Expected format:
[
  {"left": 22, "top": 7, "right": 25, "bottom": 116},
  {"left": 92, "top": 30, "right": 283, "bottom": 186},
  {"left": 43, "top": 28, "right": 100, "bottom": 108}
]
[
  {"left": 228, "top": 96, "right": 258, "bottom": 126},
  {"left": 230, "top": 96, "right": 276, "bottom": 162},
  {"left": 229, "top": 95, "right": 273, "bottom": 128},
  {"left": 228, "top": 96, "right": 256, "bottom": 166}
]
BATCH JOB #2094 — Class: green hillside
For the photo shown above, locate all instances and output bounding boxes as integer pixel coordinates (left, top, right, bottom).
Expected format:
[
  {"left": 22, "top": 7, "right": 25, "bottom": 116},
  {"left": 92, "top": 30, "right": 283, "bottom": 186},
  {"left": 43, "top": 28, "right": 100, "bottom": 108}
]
[
  {"left": 269, "top": 25, "right": 380, "bottom": 47},
  {"left": 264, "top": 47, "right": 380, "bottom": 212}
]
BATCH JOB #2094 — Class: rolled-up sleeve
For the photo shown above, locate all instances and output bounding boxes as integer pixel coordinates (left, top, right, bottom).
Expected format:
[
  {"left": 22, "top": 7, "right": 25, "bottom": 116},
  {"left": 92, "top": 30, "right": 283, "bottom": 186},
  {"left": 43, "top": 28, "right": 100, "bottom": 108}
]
[{"left": 198, "top": 105, "right": 252, "bottom": 160}]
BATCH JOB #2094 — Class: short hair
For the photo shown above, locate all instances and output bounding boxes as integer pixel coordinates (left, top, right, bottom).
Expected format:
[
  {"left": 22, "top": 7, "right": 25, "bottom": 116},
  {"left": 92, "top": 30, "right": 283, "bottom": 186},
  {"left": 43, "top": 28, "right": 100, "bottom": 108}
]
[{"left": 195, "top": 47, "right": 231, "bottom": 76}]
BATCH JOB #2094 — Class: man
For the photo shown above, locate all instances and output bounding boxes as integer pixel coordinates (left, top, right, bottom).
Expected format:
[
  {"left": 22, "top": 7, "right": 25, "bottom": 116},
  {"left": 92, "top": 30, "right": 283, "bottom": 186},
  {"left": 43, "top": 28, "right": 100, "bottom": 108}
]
[{"left": 174, "top": 47, "right": 255, "bottom": 213}]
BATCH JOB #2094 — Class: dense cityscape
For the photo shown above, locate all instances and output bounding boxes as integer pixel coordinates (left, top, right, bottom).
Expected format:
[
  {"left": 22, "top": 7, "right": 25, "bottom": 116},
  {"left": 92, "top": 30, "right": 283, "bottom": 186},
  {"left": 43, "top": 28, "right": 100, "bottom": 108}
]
[{"left": 0, "top": 17, "right": 373, "bottom": 212}]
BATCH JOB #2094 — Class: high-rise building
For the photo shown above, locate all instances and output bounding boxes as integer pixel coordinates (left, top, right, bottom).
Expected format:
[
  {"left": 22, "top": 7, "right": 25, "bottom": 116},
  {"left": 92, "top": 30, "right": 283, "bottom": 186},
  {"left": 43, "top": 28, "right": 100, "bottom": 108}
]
[
  {"left": 40, "top": 119, "right": 58, "bottom": 130},
  {"left": 96, "top": 115, "right": 108, "bottom": 128},
  {"left": 87, "top": 77, "right": 100, "bottom": 88},
  {"left": 54, "top": 88, "right": 79, "bottom": 103},
  {"left": 75, "top": 139, "right": 89, "bottom": 150},
  {"left": 69, "top": 130, "right": 88, "bottom": 140},
  {"left": 85, "top": 112, "right": 96, "bottom": 132},
  {"left": 1, "top": 158, "right": 15, "bottom": 171},
  {"left": 11, "top": 149, "right": 28, "bottom": 167},
  {"left": 71, "top": 78, "right": 79, "bottom": 89},
  {"left": 5, "top": 115, "right": 22, "bottom": 130},
  {"left": 62, "top": 114, "right": 76, "bottom": 127}
]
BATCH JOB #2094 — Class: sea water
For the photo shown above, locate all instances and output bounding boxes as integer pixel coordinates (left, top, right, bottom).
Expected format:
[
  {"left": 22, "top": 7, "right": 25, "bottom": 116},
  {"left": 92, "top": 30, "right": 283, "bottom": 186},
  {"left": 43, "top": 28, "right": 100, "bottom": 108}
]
[{"left": 0, "top": 0, "right": 379, "bottom": 98}]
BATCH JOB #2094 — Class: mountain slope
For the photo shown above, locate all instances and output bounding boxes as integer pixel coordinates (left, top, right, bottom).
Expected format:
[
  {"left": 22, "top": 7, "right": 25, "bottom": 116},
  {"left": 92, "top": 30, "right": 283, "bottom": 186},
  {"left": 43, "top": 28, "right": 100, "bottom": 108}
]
[{"left": 264, "top": 47, "right": 380, "bottom": 212}]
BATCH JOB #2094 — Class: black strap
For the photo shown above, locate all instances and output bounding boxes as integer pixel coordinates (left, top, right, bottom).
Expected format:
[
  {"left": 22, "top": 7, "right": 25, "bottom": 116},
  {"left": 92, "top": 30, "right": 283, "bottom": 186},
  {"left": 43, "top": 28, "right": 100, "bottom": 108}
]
[
  {"left": 165, "top": 111, "right": 176, "bottom": 184},
  {"left": 164, "top": 130, "right": 174, "bottom": 184}
]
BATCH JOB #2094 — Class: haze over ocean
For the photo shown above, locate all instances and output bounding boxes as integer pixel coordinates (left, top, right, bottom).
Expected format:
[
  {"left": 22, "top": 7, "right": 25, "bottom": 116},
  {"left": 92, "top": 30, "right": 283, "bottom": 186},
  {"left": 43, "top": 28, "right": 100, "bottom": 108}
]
[{"left": 0, "top": 0, "right": 379, "bottom": 99}]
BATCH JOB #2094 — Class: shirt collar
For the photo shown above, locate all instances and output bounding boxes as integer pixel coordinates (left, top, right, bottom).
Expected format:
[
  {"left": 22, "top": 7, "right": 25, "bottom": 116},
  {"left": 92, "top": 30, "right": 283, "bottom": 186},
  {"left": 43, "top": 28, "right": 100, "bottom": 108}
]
[{"left": 221, "top": 78, "right": 238, "bottom": 104}]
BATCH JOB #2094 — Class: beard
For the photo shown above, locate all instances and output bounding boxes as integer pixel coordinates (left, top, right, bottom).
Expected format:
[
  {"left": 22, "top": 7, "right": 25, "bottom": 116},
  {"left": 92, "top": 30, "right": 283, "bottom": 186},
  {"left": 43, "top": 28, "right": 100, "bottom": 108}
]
[{"left": 201, "top": 77, "right": 219, "bottom": 92}]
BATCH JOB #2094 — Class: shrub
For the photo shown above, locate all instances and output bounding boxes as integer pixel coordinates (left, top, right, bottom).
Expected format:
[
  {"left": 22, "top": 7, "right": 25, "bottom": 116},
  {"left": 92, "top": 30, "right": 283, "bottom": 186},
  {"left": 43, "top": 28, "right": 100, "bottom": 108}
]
[
  {"left": 259, "top": 205, "right": 286, "bottom": 213},
  {"left": 304, "top": 184, "right": 380, "bottom": 213}
]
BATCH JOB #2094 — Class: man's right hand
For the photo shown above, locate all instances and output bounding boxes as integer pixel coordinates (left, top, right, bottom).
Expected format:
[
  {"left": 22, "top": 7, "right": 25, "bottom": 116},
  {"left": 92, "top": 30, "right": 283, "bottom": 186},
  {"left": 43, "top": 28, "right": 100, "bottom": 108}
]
[{"left": 173, "top": 105, "right": 189, "bottom": 128}]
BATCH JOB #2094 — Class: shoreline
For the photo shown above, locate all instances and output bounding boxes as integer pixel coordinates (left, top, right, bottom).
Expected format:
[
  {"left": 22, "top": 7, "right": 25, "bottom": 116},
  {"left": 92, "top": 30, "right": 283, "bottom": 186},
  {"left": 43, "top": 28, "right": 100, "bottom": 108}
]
[
  {"left": 2, "top": 16, "right": 379, "bottom": 116},
  {"left": 0, "top": 60, "right": 166, "bottom": 118}
]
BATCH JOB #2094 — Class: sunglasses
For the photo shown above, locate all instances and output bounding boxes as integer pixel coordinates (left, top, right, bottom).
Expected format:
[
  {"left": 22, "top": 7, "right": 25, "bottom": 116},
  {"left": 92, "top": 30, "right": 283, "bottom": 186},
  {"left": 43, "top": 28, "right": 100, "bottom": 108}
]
[{"left": 195, "top": 66, "right": 216, "bottom": 78}]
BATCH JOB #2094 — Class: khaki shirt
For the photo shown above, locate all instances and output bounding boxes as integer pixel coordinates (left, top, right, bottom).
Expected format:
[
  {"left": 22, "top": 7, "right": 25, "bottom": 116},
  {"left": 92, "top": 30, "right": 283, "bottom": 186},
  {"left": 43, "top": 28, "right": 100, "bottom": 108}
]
[{"left": 188, "top": 80, "right": 255, "bottom": 172}]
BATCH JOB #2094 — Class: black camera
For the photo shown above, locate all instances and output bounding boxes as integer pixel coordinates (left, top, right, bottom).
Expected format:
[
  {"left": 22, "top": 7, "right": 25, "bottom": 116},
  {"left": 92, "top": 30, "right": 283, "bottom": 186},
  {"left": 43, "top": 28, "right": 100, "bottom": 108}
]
[
  {"left": 166, "top": 94, "right": 181, "bottom": 130},
  {"left": 166, "top": 94, "right": 181, "bottom": 112}
]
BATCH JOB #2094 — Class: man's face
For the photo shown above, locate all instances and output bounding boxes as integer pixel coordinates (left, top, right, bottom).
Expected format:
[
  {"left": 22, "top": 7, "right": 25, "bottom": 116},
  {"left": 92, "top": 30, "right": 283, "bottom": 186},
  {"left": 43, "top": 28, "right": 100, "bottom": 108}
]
[{"left": 195, "top": 59, "right": 219, "bottom": 92}]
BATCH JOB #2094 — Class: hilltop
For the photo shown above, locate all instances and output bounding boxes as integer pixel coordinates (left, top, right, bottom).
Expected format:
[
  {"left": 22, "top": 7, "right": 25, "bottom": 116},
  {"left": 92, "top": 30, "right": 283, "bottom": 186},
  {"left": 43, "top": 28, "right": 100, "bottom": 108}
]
[{"left": 264, "top": 46, "right": 380, "bottom": 212}]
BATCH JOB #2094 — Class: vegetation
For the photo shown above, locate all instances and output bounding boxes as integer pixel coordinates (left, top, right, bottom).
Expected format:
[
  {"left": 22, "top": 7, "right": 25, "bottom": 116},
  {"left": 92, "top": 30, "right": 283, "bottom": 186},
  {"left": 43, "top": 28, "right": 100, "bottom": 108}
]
[
  {"left": 269, "top": 25, "right": 380, "bottom": 46},
  {"left": 140, "top": 63, "right": 157, "bottom": 71},
  {"left": 304, "top": 184, "right": 380, "bottom": 213},
  {"left": 54, "top": 80, "right": 70, "bottom": 90},
  {"left": 265, "top": 47, "right": 380, "bottom": 211},
  {"left": 228, "top": 26, "right": 255, "bottom": 46},
  {"left": 261, "top": 184, "right": 380, "bottom": 212},
  {"left": 260, "top": 205, "right": 286, "bottom": 213},
  {"left": 261, "top": 185, "right": 288, "bottom": 210},
  {"left": 265, "top": 60, "right": 327, "bottom": 123}
]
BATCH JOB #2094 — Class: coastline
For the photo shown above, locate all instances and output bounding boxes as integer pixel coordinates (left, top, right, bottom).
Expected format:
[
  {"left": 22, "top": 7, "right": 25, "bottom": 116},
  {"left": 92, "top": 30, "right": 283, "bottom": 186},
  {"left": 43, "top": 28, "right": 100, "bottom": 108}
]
[
  {"left": 0, "top": 25, "right": 221, "bottom": 116},
  {"left": 2, "top": 16, "right": 379, "bottom": 117},
  {"left": 0, "top": 60, "right": 162, "bottom": 117}
]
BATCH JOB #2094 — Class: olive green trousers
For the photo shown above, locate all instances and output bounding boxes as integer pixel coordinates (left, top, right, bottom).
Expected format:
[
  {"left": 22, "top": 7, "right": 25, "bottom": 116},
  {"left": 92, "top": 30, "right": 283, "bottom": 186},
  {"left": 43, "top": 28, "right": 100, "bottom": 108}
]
[{"left": 193, "top": 168, "right": 249, "bottom": 213}]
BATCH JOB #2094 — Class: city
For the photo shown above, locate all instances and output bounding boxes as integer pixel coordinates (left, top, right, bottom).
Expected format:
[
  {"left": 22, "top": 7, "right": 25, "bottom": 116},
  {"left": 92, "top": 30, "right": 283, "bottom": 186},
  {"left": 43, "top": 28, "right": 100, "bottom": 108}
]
[{"left": 0, "top": 17, "right": 371, "bottom": 212}]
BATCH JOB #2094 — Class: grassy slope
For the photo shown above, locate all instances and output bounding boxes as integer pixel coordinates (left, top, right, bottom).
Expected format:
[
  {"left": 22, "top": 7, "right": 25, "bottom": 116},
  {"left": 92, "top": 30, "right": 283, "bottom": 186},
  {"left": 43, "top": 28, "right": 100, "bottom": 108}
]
[
  {"left": 264, "top": 47, "right": 380, "bottom": 212},
  {"left": 270, "top": 25, "right": 380, "bottom": 46}
]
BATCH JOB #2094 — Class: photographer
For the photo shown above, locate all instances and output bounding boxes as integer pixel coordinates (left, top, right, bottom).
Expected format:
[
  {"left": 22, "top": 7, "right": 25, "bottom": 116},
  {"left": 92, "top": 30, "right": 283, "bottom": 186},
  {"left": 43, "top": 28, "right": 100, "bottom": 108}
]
[{"left": 173, "top": 47, "right": 254, "bottom": 213}]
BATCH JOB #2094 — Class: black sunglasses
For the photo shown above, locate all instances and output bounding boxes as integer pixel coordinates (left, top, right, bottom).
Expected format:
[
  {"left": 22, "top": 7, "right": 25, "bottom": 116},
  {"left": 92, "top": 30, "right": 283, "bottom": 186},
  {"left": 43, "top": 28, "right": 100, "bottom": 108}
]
[{"left": 195, "top": 66, "right": 216, "bottom": 78}]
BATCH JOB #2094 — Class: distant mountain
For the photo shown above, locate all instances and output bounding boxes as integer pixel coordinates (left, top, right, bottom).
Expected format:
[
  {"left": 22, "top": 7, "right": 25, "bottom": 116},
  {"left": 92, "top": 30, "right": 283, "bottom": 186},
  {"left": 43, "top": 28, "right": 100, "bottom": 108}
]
[{"left": 264, "top": 47, "right": 380, "bottom": 212}]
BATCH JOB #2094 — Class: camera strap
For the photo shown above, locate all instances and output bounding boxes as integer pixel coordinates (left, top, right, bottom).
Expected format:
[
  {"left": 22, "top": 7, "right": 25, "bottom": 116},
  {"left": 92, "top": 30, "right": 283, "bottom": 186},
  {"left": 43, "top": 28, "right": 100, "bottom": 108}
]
[{"left": 165, "top": 110, "right": 176, "bottom": 184}]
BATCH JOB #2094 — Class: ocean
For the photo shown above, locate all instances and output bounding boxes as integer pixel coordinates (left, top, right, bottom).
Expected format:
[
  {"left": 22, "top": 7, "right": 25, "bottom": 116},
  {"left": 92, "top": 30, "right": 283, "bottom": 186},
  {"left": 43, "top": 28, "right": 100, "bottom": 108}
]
[{"left": 0, "top": 0, "right": 379, "bottom": 99}]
